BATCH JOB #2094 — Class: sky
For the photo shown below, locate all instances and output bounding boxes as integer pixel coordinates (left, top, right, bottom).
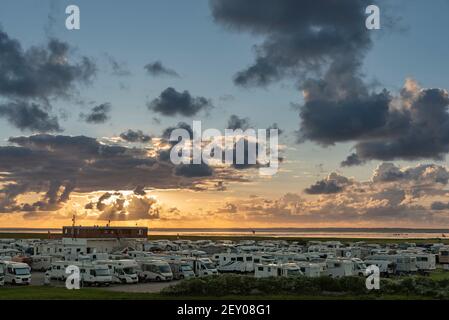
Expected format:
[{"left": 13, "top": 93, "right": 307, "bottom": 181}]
[{"left": 1, "top": 0, "right": 449, "bottom": 229}]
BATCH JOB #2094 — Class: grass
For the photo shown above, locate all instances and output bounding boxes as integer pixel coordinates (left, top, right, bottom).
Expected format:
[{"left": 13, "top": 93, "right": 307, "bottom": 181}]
[{"left": 0, "top": 286, "right": 434, "bottom": 300}]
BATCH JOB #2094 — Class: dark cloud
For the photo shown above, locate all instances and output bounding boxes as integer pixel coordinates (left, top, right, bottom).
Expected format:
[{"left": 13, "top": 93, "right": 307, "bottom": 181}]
[
  {"left": 0, "top": 30, "right": 95, "bottom": 100},
  {"left": 341, "top": 153, "right": 365, "bottom": 167},
  {"left": 227, "top": 114, "right": 250, "bottom": 130},
  {"left": 144, "top": 61, "right": 179, "bottom": 78},
  {"left": 119, "top": 129, "right": 152, "bottom": 143},
  {"left": 210, "top": 0, "right": 372, "bottom": 87},
  {"left": 148, "top": 87, "right": 213, "bottom": 117},
  {"left": 304, "top": 173, "right": 351, "bottom": 195},
  {"left": 80, "top": 103, "right": 111, "bottom": 124},
  {"left": 431, "top": 201, "right": 449, "bottom": 211},
  {"left": 372, "top": 163, "right": 449, "bottom": 185},
  {"left": 174, "top": 163, "right": 214, "bottom": 177},
  {"left": 0, "top": 100, "right": 61, "bottom": 132}
]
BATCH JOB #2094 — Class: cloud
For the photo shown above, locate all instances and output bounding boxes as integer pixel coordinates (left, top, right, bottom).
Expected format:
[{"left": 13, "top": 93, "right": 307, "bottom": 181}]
[
  {"left": 119, "top": 130, "right": 152, "bottom": 143},
  {"left": 431, "top": 201, "right": 449, "bottom": 211},
  {"left": 148, "top": 87, "right": 213, "bottom": 117},
  {"left": 210, "top": 0, "right": 373, "bottom": 87},
  {"left": 144, "top": 61, "right": 179, "bottom": 78},
  {"left": 304, "top": 172, "right": 352, "bottom": 194},
  {"left": 0, "top": 100, "right": 61, "bottom": 132},
  {"left": 174, "top": 163, "right": 214, "bottom": 177},
  {"left": 80, "top": 103, "right": 111, "bottom": 124},
  {"left": 372, "top": 162, "right": 449, "bottom": 185},
  {"left": 86, "top": 192, "right": 160, "bottom": 221},
  {"left": 227, "top": 114, "right": 251, "bottom": 130},
  {"left": 0, "top": 30, "right": 95, "bottom": 101}
]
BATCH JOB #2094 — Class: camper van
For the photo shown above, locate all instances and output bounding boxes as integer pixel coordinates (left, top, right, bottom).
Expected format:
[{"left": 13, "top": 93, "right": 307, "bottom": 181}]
[
  {"left": 97, "top": 260, "right": 139, "bottom": 284},
  {"left": 50, "top": 261, "right": 71, "bottom": 280},
  {"left": 137, "top": 259, "right": 173, "bottom": 282},
  {"left": 351, "top": 258, "right": 368, "bottom": 276},
  {"left": 79, "top": 263, "right": 112, "bottom": 286},
  {"left": 31, "top": 255, "right": 53, "bottom": 271},
  {"left": 413, "top": 254, "right": 436, "bottom": 272},
  {"left": 369, "top": 254, "right": 418, "bottom": 274},
  {"left": 295, "top": 262, "right": 322, "bottom": 278},
  {"left": 325, "top": 259, "right": 354, "bottom": 278},
  {"left": 254, "top": 263, "right": 303, "bottom": 278},
  {"left": 185, "top": 257, "right": 218, "bottom": 277},
  {"left": 363, "top": 259, "right": 395, "bottom": 276},
  {"left": 0, "top": 264, "right": 4, "bottom": 286},
  {"left": 168, "top": 261, "right": 196, "bottom": 280},
  {"left": 0, "top": 261, "right": 31, "bottom": 285},
  {"left": 439, "top": 247, "right": 449, "bottom": 264},
  {"left": 214, "top": 253, "right": 255, "bottom": 273}
]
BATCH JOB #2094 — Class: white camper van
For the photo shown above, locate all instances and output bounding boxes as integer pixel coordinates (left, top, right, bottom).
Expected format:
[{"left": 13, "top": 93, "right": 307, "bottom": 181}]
[
  {"left": 363, "top": 259, "right": 395, "bottom": 276},
  {"left": 137, "top": 259, "right": 173, "bottom": 282},
  {"left": 214, "top": 253, "right": 254, "bottom": 273},
  {"left": 413, "top": 254, "right": 436, "bottom": 272},
  {"left": 185, "top": 257, "right": 218, "bottom": 277},
  {"left": 369, "top": 254, "right": 418, "bottom": 274},
  {"left": 254, "top": 263, "right": 303, "bottom": 278},
  {"left": 79, "top": 263, "right": 112, "bottom": 286},
  {"left": 31, "top": 255, "right": 53, "bottom": 271},
  {"left": 0, "top": 261, "right": 31, "bottom": 285},
  {"left": 0, "top": 264, "right": 4, "bottom": 286},
  {"left": 296, "top": 262, "right": 322, "bottom": 278},
  {"left": 97, "top": 260, "right": 139, "bottom": 284},
  {"left": 325, "top": 259, "right": 354, "bottom": 278},
  {"left": 169, "top": 261, "right": 196, "bottom": 280}
]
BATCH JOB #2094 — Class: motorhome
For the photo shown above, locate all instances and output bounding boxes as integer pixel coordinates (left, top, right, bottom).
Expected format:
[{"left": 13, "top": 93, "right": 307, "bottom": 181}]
[
  {"left": 214, "top": 253, "right": 255, "bottom": 273},
  {"left": 439, "top": 247, "right": 449, "bottom": 264},
  {"left": 97, "top": 260, "right": 139, "bottom": 284},
  {"left": 185, "top": 257, "right": 218, "bottom": 277},
  {"left": 369, "top": 254, "right": 418, "bottom": 274},
  {"left": 363, "top": 259, "right": 395, "bottom": 276},
  {"left": 412, "top": 253, "right": 436, "bottom": 272},
  {"left": 0, "top": 261, "right": 31, "bottom": 285},
  {"left": 49, "top": 261, "right": 71, "bottom": 280},
  {"left": 137, "top": 259, "right": 173, "bottom": 282},
  {"left": 79, "top": 263, "right": 112, "bottom": 286},
  {"left": 0, "top": 264, "right": 4, "bottom": 286},
  {"left": 296, "top": 262, "right": 322, "bottom": 277},
  {"left": 325, "top": 259, "right": 354, "bottom": 278},
  {"left": 254, "top": 263, "right": 303, "bottom": 278},
  {"left": 168, "top": 261, "right": 196, "bottom": 280},
  {"left": 350, "top": 258, "right": 368, "bottom": 276},
  {"left": 31, "top": 255, "right": 53, "bottom": 271}
]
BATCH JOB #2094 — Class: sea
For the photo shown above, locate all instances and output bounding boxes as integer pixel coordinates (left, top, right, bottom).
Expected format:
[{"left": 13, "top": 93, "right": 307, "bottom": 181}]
[{"left": 1, "top": 228, "right": 449, "bottom": 239}]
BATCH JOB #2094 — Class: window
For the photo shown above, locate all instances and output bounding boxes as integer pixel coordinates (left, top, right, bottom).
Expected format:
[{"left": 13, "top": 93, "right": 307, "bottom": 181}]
[
  {"left": 237, "top": 257, "right": 244, "bottom": 262},
  {"left": 246, "top": 257, "right": 252, "bottom": 261},
  {"left": 254, "top": 259, "right": 260, "bottom": 263},
  {"left": 258, "top": 267, "right": 263, "bottom": 271}
]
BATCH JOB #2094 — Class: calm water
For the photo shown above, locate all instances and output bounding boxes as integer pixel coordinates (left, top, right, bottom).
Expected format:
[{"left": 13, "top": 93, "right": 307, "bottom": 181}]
[{"left": 1, "top": 228, "right": 449, "bottom": 239}]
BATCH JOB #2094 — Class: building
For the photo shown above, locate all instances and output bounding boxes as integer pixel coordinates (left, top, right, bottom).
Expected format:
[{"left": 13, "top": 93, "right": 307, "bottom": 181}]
[
  {"left": 58, "top": 226, "right": 149, "bottom": 257},
  {"left": 62, "top": 226, "right": 148, "bottom": 239}
]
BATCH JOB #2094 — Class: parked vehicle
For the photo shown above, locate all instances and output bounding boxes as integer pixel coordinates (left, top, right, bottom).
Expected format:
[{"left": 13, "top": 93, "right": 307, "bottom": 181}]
[
  {"left": 369, "top": 254, "right": 418, "bottom": 274},
  {"left": 168, "top": 261, "right": 196, "bottom": 280},
  {"left": 214, "top": 253, "right": 254, "bottom": 273},
  {"left": 185, "top": 257, "right": 218, "bottom": 277},
  {"left": 31, "top": 255, "right": 53, "bottom": 271},
  {"left": 363, "top": 259, "right": 395, "bottom": 276},
  {"left": 413, "top": 254, "right": 436, "bottom": 273},
  {"left": 79, "top": 263, "right": 112, "bottom": 286},
  {"left": 97, "top": 259, "right": 139, "bottom": 284},
  {"left": 295, "top": 262, "right": 322, "bottom": 277},
  {"left": 0, "top": 264, "right": 4, "bottom": 286},
  {"left": 49, "top": 261, "right": 71, "bottom": 280},
  {"left": 254, "top": 263, "right": 303, "bottom": 278},
  {"left": 325, "top": 259, "right": 354, "bottom": 278},
  {"left": 0, "top": 261, "right": 31, "bottom": 285},
  {"left": 439, "top": 247, "right": 449, "bottom": 264},
  {"left": 137, "top": 259, "right": 173, "bottom": 282}
]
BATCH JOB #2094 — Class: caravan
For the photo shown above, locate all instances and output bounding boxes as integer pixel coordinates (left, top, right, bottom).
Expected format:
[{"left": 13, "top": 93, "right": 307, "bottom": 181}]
[
  {"left": 31, "top": 255, "right": 53, "bottom": 271},
  {"left": 363, "top": 259, "right": 395, "bottom": 276},
  {"left": 413, "top": 253, "right": 436, "bottom": 272},
  {"left": 79, "top": 263, "right": 112, "bottom": 286},
  {"left": 254, "top": 263, "right": 303, "bottom": 278},
  {"left": 214, "top": 253, "right": 254, "bottom": 273},
  {"left": 185, "top": 257, "right": 218, "bottom": 277},
  {"left": 98, "top": 260, "right": 139, "bottom": 284},
  {"left": 168, "top": 261, "right": 196, "bottom": 280},
  {"left": 325, "top": 259, "right": 354, "bottom": 278},
  {"left": 137, "top": 259, "right": 173, "bottom": 282},
  {"left": 296, "top": 262, "right": 322, "bottom": 277},
  {"left": 0, "top": 261, "right": 31, "bottom": 285},
  {"left": 0, "top": 264, "right": 4, "bottom": 286},
  {"left": 369, "top": 254, "right": 418, "bottom": 274}
]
